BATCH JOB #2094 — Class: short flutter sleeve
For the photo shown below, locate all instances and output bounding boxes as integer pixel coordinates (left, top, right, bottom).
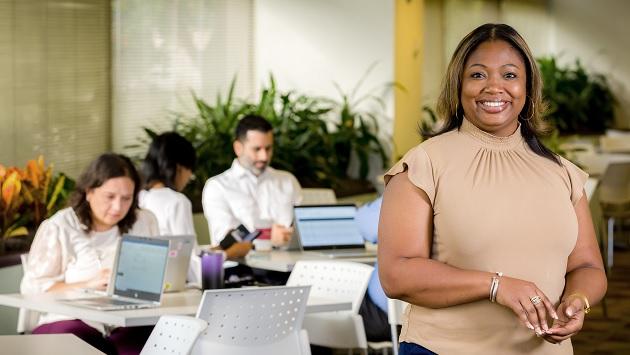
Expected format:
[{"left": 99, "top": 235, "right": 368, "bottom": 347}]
[
  {"left": 384, "top": 145, "right": 436, "bottom": 205},
  {"left": 559, "top": 156, "right": 589, "bottom": 206},
  {"left": 20, "top": 220, "right": 66, "bottom": 294}
]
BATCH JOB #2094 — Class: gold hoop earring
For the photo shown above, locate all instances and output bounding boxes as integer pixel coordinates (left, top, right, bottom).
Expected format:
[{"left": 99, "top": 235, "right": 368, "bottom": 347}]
[{"left": 520, "top": 99, "right": 535, "bottom": 122}]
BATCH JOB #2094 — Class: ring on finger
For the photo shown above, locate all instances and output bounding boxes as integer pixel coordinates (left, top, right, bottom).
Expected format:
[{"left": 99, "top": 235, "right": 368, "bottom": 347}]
[{"left": 530, "top": 295, "right": 542, "bottom": 305}]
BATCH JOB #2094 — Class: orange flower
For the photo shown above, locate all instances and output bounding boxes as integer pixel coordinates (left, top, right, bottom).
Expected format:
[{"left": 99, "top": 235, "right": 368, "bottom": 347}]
[
  {"left": 26, "top": 160, "right": 40, "bottom": 188},
  {"left": 2, "top": 156, "right": 74, "bottom": 243},
  {"left": 2, "top": 171, "right": 22, "bottom": 210},
  {"left": 25, "top": 155, "right": 46, "bottom": 189}
]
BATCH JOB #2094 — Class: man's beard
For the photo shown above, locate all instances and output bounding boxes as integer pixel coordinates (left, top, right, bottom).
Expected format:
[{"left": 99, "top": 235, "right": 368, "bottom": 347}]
[{"left": 249, "top": 161, "right": 268, "bottom": 176}]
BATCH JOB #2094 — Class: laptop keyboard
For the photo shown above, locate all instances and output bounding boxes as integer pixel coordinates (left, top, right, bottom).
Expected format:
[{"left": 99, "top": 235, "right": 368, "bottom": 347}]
[{"left": 83, "top": 297, "right": 138, "bottom": 306}]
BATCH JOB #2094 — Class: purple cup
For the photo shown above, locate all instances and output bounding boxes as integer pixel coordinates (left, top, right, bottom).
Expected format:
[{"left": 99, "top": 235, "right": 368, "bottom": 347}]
[{"left": 201, "top": 251, "right": 224, "bottom": 289}]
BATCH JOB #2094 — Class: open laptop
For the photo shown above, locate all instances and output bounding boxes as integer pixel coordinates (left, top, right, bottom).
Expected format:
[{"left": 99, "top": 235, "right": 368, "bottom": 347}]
[
  {"left": 153, "top": 234, "right": 195, "bottom": 292},
  {"left": 66, "top": 235, "right": 170, "bottom": 311},
  {"left": 292, "top": 204, "right": 376, "bottom": 258}
]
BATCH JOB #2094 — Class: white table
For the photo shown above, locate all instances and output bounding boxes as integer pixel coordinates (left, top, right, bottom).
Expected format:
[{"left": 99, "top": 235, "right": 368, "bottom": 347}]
[
  {"left": 244, "top": 250, "right": 377, "bottom": 272},
  {"left": 0, "top": 333, "right": 105, "bottom": 354},
  {"left": 572, "top": 151, "right": 630, "bottom": 176},
  {"left": 0, "top": 289, "right": 351, "bottom": 327}
]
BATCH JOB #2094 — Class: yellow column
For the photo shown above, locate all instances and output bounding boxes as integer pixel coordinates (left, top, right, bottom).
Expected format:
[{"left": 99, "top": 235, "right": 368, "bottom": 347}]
[{"left": 393, "top": 0, "right": 424, "bottom": 161}]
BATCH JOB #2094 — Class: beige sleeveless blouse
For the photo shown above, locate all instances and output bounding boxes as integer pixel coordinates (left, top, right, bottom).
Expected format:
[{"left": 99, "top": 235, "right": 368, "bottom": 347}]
[{"left": 385, "top": 118, "right": 587, "bottom": 354}]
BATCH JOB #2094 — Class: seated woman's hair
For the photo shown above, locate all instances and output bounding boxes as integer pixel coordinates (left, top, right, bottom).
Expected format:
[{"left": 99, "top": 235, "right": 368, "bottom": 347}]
[
  {"left": 141, "top": 132, "right": 196, "bottom": 189},
  {"left": 69, "top": 153, "right": 141, "bottom": 233}
]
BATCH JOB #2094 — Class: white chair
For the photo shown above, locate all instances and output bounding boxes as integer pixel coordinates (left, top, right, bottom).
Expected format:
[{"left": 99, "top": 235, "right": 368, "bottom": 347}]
[
  {"left": 17, "top": 253, "right": 41, "bottom": 334},
  {"left": 286, "top": 260, "right": 374, "bottom": 355},
  {"left": 300, "top": 188, "right": 337, "bottom": 205},
  {"left": 140, "top": 315, "right": 208, "bottom": 355},
  {"left": 387, "top": 298, "right": 408, "bottom": 355},
  {"left": 367, "top": 298, "right": 409, "bottom": 355},
  {"left": 192, "top": 285, "right": 312, "bottom": 355}
]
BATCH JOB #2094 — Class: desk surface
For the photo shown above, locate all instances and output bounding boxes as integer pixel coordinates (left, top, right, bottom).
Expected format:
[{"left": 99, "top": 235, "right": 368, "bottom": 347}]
[
  {"left": 0, "top": 290, "right": 351, "bottom": 327},
  {"left": 575, "top": 152, "right": 630, "bottom": 177},
  {"left": 0, "top": 334, "right": 105, "bottom": 354},
  {"left": 244, "top": 250, "right": 377, "bottom": 272}
]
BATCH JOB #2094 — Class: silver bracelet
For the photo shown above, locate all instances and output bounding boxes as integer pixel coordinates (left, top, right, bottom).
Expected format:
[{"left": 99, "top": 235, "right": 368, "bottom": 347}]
[{"left": 489, "top": 271, "right": 503, "bottom": 303}]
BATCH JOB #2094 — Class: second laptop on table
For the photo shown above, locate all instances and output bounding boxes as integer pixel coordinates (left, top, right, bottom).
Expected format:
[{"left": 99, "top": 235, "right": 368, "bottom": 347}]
[
  {"left": 292, "top": 204, "right": 376, "bottom": 258},
  {"left": 152, "top": 234, "right": 195, "bottom": 292}
]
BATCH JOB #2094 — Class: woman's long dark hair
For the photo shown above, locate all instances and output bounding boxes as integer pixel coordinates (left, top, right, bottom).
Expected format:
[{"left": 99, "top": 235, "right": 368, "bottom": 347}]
[
  {"left": 141, "top": 132, "right": 196, "bottom": 190},
  {"left": 69, "top": 153, "right": 141, "bottom": 233},
  {"left": 428, "top": 23, "right": 559, "bottom": 165}
]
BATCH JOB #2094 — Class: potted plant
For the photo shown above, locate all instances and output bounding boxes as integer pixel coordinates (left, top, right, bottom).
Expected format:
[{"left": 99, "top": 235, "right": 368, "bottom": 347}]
[
  {"left": 247, "top": 76, "right": 339, "bottom": 190},
  {"left": 0, "top": 157, "right": 75, "bottom": 255},
  {"left": 324, "top": 76, "right": 394, "bottom": 196},
  {"left": 537, "top": 56, "right": 616, "bottom": 134},
  {"left": 137, "top": 74, "right": 392, "bottom": 209}
]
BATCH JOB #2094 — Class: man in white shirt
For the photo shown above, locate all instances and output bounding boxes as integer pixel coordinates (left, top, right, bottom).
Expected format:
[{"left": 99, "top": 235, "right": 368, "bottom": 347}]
[{"left": 202, "top": 114, "right": 302, "bottom": 248}]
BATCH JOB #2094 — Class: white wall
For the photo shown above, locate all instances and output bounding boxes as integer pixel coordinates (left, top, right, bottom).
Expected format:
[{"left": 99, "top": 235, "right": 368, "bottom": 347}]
[
  {"left": 254, "top": 0, "right": 395, "bottom": 133},
  {"left": 254, "top": 0, "right": 395, "bottom": 184},
  {"left": 551, "top": 0, "right": 630, "bottom": 128}
]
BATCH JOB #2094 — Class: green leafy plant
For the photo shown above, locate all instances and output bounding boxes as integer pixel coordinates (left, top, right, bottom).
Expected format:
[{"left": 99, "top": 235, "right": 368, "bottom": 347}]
[
  {"left": 537, "top": 56, "right": 615, "bottom": 134},
  {"left": 327, "top": 74, "right": 393, "bottom": 182},
  {"left": 137, "top": 73, "right": 393, "bottom": 207},
  {"left": 251, "top": 77, "right": 337, "bottom": 189}
]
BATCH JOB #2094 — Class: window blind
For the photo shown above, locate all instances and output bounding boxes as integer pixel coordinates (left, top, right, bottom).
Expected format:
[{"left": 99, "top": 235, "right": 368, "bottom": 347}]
[
  {"left": 0, "top": 0, "right": 110, "bottom": 178},
  {"left": 111, "top": 0, "right": 255, "bottom": 157}
]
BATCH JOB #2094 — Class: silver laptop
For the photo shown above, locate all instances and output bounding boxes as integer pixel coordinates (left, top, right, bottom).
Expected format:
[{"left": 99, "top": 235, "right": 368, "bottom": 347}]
[
  {"left": 293, "top": 204, "right": 376, "bottom": 258},
  {"left": 67, "top": 235, "right": 170, "bottom": 311},
  {"left": 153, "top": 234, "right": 195, "bottom": 292}
]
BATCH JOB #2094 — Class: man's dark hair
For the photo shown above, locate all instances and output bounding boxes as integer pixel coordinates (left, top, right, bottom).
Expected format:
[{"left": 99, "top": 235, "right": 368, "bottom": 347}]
[
  {"left": 69, "top": 153, "right": 141, "bottom": 233},
  {"left": 235, "top": 114, "right": 273, "bottom": 142},
  {"left": 141, "top": 132, "right": 196, "bottom": 190}
]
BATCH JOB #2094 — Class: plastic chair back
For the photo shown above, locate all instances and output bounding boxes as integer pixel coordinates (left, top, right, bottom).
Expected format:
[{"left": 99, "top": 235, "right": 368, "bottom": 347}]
[
  {"left": 287, "top": 260, "right": 374, "bottom": 350},
  {"left": 287, "top": 260, "right": 373, "bottom": 313},
  {"left": 140, "top": 315, "right": 207, "bottom": 355},
  {"left": 192, "top": 286, "right": 312, "bottom": 355}
]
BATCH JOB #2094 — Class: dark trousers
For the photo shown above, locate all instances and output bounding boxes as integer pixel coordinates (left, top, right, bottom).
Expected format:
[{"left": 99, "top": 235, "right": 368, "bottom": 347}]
[
  {"left": 359, "top": 292, "right": 391, "bottom": 342},
  {"left": 33, "top": 319, "right": 153, "bottom": 355},
  {"left": 399, "top": 342, "right": 438, "bottom": 355}
]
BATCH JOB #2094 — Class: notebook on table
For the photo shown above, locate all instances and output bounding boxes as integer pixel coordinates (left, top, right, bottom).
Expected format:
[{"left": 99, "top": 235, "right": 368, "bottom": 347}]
[
  {"left": 153, "top": 234, "right": 195, "bottom": 292},
  {"left": 293, "top": 204, "right": 376, "bottom": 258},
  {"left": 64, "top": 235, "right": 170, "bottom": 311}
]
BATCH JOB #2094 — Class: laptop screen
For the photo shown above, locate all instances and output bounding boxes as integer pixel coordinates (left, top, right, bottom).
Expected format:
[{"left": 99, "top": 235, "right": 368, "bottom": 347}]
[
  {"left": 113, "top": 236, "right": 170, "bottom": 302},
  {"left": 294, "top": 205, "right": 364, "bottom": 249}
]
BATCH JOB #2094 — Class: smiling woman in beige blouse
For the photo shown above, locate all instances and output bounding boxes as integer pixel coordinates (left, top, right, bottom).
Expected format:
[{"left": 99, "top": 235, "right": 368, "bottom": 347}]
[{"left": 379, "top": 24, "right": 606, "bottom": 355}]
